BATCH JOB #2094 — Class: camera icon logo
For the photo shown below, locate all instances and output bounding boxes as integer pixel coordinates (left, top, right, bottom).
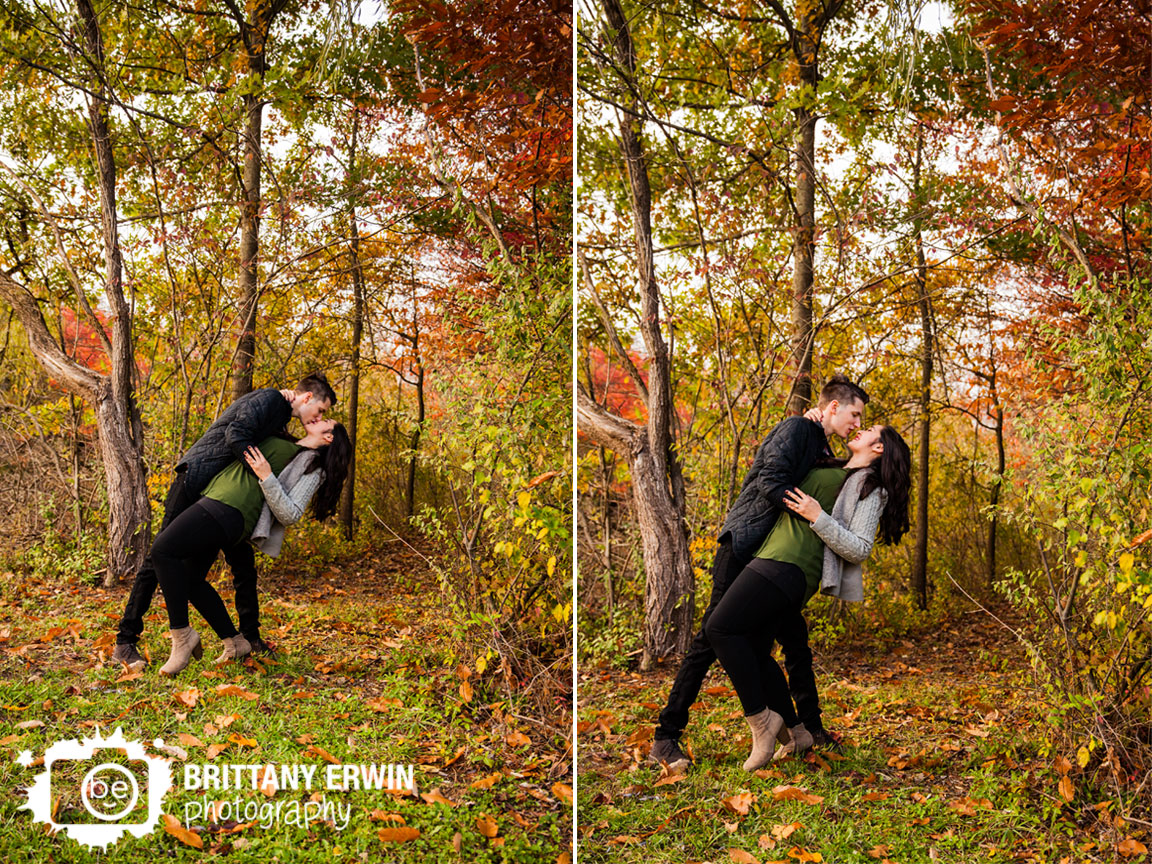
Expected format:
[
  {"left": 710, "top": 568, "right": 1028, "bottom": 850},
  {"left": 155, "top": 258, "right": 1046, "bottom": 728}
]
[{"left": 18, "top": 727, "right": 174, "bottom": 850}]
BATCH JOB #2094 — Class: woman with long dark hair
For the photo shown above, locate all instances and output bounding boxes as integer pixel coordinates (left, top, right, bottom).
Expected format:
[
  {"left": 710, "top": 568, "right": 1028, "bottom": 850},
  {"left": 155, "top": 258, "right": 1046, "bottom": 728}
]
[
  {"left": 153, "top": 418, "right": 352, "bottom": 675},
  {"left": 705, "top": 424, "right": 912, "bottom": 771}
]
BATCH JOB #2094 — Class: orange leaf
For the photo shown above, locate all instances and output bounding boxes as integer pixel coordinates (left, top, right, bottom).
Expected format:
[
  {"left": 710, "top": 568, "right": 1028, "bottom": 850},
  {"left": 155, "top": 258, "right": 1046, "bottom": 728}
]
[
  {"left": 305, "top": 744, "right": 340, "bottom": 764},
  {"left": 174, "top": 688, "right": 199, "bottom": 708},
  {"left": 370, "top": 811, "right": 405, "bottom": 823},
  {"left": 550, "top": 782, "right": 573, "bottom": 805},
  {"left": 506, "top": 731, "right": 530, "bottom": 748},
  {"left": 476, "top": 814, "right": 499, "bottom": 838},
  {"left": 1058, "top": 775, "right": 1074, "bottom": 802},
  {"left": 378, "top": 827, "right": 421, "bottom": 842},
  {"left": 862, "top": 792, "right": 890, "bottom": 802},
  {"left": 229, "top": 733, "right": 258, "bottom": 748},
  {"left": 722, "top": 792, "right": 756, "bottom": 816},
  {"left": 206, "top": 743, "right": 230, "bottom": 759},
  {"left": 1119, "top": 837, "right": 1149, "bottom": 857},
  {"left": 729, "top": 849, "right": 760, "bottom": 864},
  {"left": 177, "top": 733, "right": 205, "bottom": 747},
  {"left": 367, "top": 697, "right": 402, "bottom": 712},
  {"left": 162, "top": 814, "right": 203, "bottom": 849},
  {"left": 772, "top": 786, "right": 824, "bottom": 805},
  {"left": 471, "top": 772, "right": 502, "bottom": 789},
  {"left": 459, "top": 680, "right": 473, "bottom": 703},
  {"left": 215, "top": 684, "right": 258, "bottom": 701},
  {"left": 420, "top": 788, "right": 457, "bottom": 807}
]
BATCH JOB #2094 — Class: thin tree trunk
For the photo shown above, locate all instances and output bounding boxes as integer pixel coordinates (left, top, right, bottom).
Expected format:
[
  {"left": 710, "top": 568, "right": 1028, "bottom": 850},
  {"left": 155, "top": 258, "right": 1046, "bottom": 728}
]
[
  {"left": 340, "top": 111, "right": 364, "bottom": 540},
  {"left": 406, "top": 359, "right": 424, "bottom": 520},
  {"left": 785, "top": 4, "right": 820, "bottom": 416},
  {"left": 229, "top": 1, "right": 283, "bottom": 398},
  {"left": 911, "top": 127, "right": 932, "bottom": 610},
  {"left": 587, "top": 0, "right": 694, "bottom": 667},
  {"left": 987, "top": 382, "right": 1005, "bottom": 587}
]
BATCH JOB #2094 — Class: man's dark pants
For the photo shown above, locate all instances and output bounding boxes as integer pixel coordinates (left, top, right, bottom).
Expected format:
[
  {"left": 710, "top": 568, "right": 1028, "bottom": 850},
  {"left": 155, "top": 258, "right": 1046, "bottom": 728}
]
[
  {"left": 115, "top": 472, "right": 260, "bottom": 645},
  {"left": 655, "top": 536, "right": 821, "bottom": 741}
]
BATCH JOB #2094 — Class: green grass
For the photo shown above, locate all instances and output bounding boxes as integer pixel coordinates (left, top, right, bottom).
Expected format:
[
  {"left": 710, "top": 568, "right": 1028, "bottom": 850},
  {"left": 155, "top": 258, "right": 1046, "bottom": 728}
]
[
  {"left": 576, "top": 615, "right": 1144, "bottom": 864},
  {"left": 0, "top": 551, "right": 570, "bottom": 863}
]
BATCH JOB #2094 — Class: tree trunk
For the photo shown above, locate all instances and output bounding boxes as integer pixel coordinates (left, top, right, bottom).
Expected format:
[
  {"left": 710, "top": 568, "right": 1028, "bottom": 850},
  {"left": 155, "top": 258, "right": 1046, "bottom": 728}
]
[
  {"left": 230, "top": 4, "right": 279, "bottom": 399},
  {"left": 77, "top": 0, "right": 150, "bottom": 585},
  {"left": 588, "top": 0, "right": 694, "bottom": 667},
  {"left": 339, "top": 112, "right": 364, "bottom": 540},
  {"left": 987, "top": 384, "right": 1005, "bottom": 587},
  {"left": 911, "top": 128, "right": 932, "bottom": 610},
  {"left": 406, "top": 359, "right": 424, "bottom": 520},
  {"left": 785, "top": 4, "right": 820, "bottom": 416}
]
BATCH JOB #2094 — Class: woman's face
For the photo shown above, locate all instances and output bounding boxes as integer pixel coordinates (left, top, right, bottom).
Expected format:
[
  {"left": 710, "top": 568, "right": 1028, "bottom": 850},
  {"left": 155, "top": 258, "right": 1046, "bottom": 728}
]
[
  {"left": 848, "top": 425, "right": 885, "bottom": 461},
  {"left": 303, "top": 418, "right": 337, "bottom": 444}
]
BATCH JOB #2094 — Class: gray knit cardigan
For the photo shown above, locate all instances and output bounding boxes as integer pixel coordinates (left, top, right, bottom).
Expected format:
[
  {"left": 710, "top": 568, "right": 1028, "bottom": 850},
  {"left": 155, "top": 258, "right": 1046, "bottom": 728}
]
[
  {"left": 250, "top": 450, "right": 323, "bottom": 557},
  {"left": 810, "top": 468, "right": 888, "bottom": 603}
]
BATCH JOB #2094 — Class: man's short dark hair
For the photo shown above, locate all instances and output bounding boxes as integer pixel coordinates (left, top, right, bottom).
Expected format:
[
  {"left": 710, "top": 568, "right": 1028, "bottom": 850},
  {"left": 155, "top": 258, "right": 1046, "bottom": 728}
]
[
  {"left": 297, "top": 372, "right": 337, "bottom": 407},
  {"left": 817, "top": 374, "right": 868, "bottom": 409}
]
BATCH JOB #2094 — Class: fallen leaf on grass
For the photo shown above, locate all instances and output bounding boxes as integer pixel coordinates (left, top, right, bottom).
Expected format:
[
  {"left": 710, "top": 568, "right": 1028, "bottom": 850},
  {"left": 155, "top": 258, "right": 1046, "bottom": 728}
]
[
  {"left": 1058, "top": 775, "right": 1074, "bottom": 802},
  {"left": 729, "top": 848, "right": 760, "bottom": 863},
  {"left": 305, "top": 745, "right": 340, "bottom": 764},
  {"left": 772, "top": 786, "right": 824, "bottom": 805},
  {"left": 862, "top": 792, "right": 890, "bottom": 802},
  {"left": 653, "top": 772, "right": 686, "bottom": 787},
  {"left": 551, "top": 782, "right": 573, "bottom": 805},
  {"left": 370, "top": 811, "right": 405, "bottom": 823},
  {"left": 476, "top": 814, "right": 499, "bottom": 838},
  {"left": 867, "top": 845, "right": 890, "bottom": 859},
  {"left": 177, "top": 733, "right": 204, "bottom": 747},
  {"left": 162, "top": 814, "right": 203, "bottom": 849},
  {"left": 228, "top": 733, "right": 257, "bottom": 748},
  {"left": 772, "top": 823, "right": 801, "bottom": 840},
  {"left": 787, "top": 847, "right": 822, "bottom": 862},
  {"left": 420, "top": 789, "right": 457, "bottom": 807},
  {"left": 366, "top": 697, "right": 402, "bottom": 712},
  {"left": 506, "top": 731, "right": 530, "bottom": 747},
  {"left": 1118, "top": 837, "right": 1148, "bottom": 857},
  {"left": 459, "top": 680, "right": 473, "bottom": 703},
  {"left": 206, "top": 743, "right": 230, "bottom": 759},
  {"left": 949, "top": 797, "right": 993, "bottom": 816},
  {"left": 215, "top": 685, "right": 258, "bottom": 701},
  {"left": 722, "top": 792, "right": 756, "bottom": 816},
  {"left": 15, "top": 720, "right": 43, "bottom": 730},
  {"left": 378, "top": 827, "right": 420, "bottom": 843},
  {"left": 116, "top": 668, "right": 144, "bottom": 683},
  {"left": 470, "top": 772, "right": 502, "bottom": 789},
  {"left": 174, "top": 688, "right": 199, "bottom": 708},
  {"left": 215, "top": 713, "right": 240, "bottom": 728}
]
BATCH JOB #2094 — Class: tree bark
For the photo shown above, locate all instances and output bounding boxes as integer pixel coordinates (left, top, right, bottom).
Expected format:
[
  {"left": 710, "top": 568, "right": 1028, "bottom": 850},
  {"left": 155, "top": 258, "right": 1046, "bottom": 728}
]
[
  {"left": 588, "top": 0, "right": 694, "bottom": 667},
  {"left": 406, "top": 357, "right": 424, "bottom": 520},
  {"left": 227, "top": 0, "right": 286, "bottom": 398},
  {"left": 987, "top": 376, "right": 1005, "bottom": 587},
  {"left": 339, "top": 111, "right": 364, "bottom": 540},
  {"left": 911, "top": 127, "right": 932, "bottom": 610},
  {"left": 78, "top": 0, "right": 150, "bottom": 585}
]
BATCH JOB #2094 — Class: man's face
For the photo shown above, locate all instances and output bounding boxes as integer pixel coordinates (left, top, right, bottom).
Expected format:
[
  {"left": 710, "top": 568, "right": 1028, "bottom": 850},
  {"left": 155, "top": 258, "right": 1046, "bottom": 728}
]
[
  {"left": 296, "top": 394, "right": 331, "bottom": 425},
  {"left": 827, "top": 398, "right": 864, "bottom": 440}
]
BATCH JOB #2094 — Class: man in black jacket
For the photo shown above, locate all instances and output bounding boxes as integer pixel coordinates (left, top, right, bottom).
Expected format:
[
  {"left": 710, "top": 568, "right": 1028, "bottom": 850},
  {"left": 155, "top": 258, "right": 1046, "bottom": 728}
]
[
  {"left": 111, "top": 373, "right": 337, "bottom": 670},
  {"left": 649, "top": 375, "right": 869, "bottom": 771}
]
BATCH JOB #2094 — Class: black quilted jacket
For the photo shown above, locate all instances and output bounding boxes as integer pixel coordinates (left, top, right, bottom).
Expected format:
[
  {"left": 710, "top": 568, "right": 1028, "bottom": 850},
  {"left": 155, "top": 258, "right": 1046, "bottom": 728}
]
[
  {"left": 719, "top": 416, "right": 832, "bottom": 562},
  {"left": 176, "top": 389, "right": 292, "bottom": 496}
]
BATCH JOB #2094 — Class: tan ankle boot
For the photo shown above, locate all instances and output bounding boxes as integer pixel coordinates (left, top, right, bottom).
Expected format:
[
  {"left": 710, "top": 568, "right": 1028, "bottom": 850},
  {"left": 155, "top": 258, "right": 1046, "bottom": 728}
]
[
  {"left": 743, "top": 707, "right": 785, "bottom": 771},
  {"left": 160, "top": 627, "right": 203, "bottom": 675},
  {"left": 773, "top": 722, "right": 815, "bottom": 761},
  {"left": 216, "top": 634, "right": 252, "bottom": 664}
]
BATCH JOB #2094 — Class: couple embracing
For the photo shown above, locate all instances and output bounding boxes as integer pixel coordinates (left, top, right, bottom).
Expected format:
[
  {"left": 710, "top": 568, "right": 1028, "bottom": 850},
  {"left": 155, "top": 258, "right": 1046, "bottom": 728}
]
[
  {"left": 110, "top": 373, "right": 352, "bottom": 676},
  {"left": 650, "top": 375, "right": 912, "bottom": 772}
]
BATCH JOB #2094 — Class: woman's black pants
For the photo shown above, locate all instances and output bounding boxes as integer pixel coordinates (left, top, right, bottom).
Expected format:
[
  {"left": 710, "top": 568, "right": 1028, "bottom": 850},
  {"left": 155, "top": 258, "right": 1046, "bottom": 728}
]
[
  {"left": 151, "top": 499, "right": 246, "bottom": 638},
  {"left": 704, "top": 559, "right": 807, "bottom": 724}
]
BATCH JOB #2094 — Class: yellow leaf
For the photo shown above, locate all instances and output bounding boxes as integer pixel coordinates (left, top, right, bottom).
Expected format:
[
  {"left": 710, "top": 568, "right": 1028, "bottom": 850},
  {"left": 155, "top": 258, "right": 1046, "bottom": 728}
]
[
  {"left": 1119, "top": 552, "right": 1135, "bottom": 573},
  {"left": 1077, "top": 746, "right": 1091, "bottom": 768},
  {"left": 547, "top": 556, "right": 556, "bottom": 577},
  {"left": 517, "top": 491, "right": 530, "bottom": 509}
]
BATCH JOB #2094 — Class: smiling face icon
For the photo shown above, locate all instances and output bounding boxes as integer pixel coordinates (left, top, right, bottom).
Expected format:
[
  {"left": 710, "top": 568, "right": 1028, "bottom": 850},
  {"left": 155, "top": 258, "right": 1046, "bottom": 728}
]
[{"left": 80, "top": 764, "right": 140, "bottom": 822}]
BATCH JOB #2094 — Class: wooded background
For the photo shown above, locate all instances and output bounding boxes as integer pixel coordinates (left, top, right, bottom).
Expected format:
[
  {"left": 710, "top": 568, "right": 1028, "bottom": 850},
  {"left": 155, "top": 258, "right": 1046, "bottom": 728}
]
[
  {"left": 577, "top": 0, "right": 1149, "bottom": 799},
  {"left": 0, "top": 0, "right": 572, "bottom": 691}
]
